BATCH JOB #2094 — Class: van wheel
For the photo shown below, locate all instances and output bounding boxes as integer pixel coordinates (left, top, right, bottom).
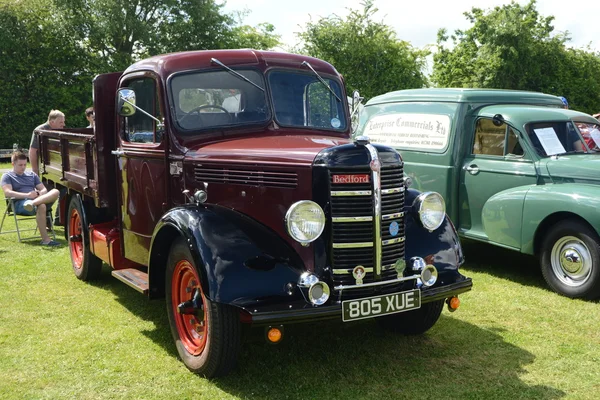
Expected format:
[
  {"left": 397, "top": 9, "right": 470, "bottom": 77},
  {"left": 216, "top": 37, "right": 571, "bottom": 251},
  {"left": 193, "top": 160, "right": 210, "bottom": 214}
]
[
  {"left": 541, "top": 220, "right": 600, "bottom": 299},
  {"left": 166, "top": 238, "right": 241, "bottom": 377},
  {"left": 67, "top": 195, "right": 102, "bottom": 281},
  {"left": 377, "top": 299, "right": 443, "bottom": 335}
]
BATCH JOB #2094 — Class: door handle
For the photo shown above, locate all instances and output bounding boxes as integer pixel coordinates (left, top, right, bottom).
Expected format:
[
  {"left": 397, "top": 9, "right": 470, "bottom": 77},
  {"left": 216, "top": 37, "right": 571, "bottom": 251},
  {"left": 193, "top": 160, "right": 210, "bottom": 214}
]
[
  {"left": 464, "top": 165, "right": 479, "bottom": 175},
  {"left": 111, "top": 149, "right": 124, "bottom": 156}
]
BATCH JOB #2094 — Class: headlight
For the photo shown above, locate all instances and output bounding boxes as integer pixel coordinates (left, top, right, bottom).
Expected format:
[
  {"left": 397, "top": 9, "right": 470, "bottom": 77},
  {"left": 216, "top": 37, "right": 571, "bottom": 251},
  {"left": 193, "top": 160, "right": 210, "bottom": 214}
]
[
  {"left": 285, "top": 200, "right": 325, "bottom": 244},
  {"left": 414, "top": 192, "right": 445, "bottom": 231}
]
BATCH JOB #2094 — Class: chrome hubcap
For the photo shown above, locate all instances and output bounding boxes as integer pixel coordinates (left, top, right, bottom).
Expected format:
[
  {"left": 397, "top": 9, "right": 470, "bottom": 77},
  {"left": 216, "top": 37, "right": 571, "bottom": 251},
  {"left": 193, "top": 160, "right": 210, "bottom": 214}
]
[{"left": 551, "top": 236, "right": 592, "bottom": 287}]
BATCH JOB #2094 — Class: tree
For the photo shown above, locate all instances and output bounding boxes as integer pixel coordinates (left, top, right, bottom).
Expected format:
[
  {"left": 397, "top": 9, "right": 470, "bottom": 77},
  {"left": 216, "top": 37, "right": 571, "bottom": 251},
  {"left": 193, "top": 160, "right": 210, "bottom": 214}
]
[
  {"left": 297, "top": 0, "right": 428, "bottom": 101},
  {"left": 432, "top": 0, "right": 600, "bottom": 113},
  {"left": 55, "top": 0, "right": 280, "bottom": 71},
  {"left": 0, "top": 0, "right": 94, "bottom": 148}
]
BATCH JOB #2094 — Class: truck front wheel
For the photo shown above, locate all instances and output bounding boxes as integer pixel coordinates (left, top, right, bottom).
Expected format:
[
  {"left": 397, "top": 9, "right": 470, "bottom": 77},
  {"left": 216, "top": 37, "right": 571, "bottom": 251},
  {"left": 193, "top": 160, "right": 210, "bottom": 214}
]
[
  {"left": 165, "top": 238, "right": 241, "bottom": 377},
  {"left": 541, "top": 220, "right": 600, "bottom": 299},
  {"left": 376, "top": 299, "right": 443, "bottom": 335},
  {"left": 67, "top": 195, "right": 102, "bottom": 281}
]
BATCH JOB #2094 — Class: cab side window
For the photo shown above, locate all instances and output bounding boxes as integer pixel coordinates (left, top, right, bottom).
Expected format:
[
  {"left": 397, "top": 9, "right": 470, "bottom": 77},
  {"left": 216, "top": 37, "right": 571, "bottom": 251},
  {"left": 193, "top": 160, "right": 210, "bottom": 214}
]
[
  {"left": 121, "top": 77, "right": 163, "bottom": 144},
  {"left": 473, "top": 118, "right": 523, "bottom": 157}
]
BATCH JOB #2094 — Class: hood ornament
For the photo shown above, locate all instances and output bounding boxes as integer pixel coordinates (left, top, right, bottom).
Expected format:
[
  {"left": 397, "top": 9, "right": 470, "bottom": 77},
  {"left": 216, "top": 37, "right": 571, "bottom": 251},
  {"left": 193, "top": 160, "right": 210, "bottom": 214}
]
[{"left": 354, "top": 135, "right": 370, "bottom": 146}]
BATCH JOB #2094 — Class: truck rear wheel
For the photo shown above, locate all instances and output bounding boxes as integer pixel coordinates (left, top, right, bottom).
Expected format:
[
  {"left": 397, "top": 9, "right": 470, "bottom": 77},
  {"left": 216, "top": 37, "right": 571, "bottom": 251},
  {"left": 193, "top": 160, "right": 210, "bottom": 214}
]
[
  {"left": 67, "top": 195, "right": 102, "bottom": 281},
  {"left": 540, "top": 220, "right": 600, "bottom": 299},
  {"left": 376, "top": 299, "right": 443, "bottom": 335},
  {"left": 165, "top": 238, "right": 241, "bottom": 377}
]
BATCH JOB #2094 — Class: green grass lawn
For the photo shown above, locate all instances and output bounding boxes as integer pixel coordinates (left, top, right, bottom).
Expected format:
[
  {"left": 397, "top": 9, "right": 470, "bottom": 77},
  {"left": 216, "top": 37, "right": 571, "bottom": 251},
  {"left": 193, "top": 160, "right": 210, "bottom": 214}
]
[{"left": 0, "top": 203, "right": 598, "bottom": 399}]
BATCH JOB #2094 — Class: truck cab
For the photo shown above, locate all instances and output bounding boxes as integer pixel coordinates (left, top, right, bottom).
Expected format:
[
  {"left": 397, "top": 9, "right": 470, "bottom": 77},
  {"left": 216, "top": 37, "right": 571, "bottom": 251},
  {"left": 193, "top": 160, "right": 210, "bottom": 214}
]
[
  {"left": 358, "top": 88, "right": 600, "bottom": 300},
  {"left": 36, "top": 51, "right": 471, "bottom": 377}
]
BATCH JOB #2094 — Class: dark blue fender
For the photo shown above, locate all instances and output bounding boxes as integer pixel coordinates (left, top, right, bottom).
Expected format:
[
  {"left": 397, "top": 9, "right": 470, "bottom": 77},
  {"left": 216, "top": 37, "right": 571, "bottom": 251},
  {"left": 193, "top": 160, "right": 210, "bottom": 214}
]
[
  {"left": 404, "top": 188, "right": 466, "bottom": 286},
  {"left": 148, "top": 204, "right": 307, "bottom": 308}
]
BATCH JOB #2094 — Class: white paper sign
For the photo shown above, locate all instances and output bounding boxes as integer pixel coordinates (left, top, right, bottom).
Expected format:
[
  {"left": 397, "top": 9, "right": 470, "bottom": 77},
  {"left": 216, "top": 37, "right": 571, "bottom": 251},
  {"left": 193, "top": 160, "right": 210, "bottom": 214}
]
[
  {"left": 590, "top": 128, "right": 600, "bottom": 148},
  {"left": 533, "top": 127, "right": 565, "bottom": 155},
  {"left": 363, "top": 113, "right": 451, "bottom": 151}
]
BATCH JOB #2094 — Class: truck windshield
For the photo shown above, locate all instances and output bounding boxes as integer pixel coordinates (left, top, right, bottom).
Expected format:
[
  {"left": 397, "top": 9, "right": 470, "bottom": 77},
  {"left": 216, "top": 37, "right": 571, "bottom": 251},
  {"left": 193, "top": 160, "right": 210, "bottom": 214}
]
[
  {"left": 575, "top": 121, "right": 600, "bottom": 151},
  {"left": 170, "top": 69, "right": 270, "bottom": 132},
  {"left": 268, "top": 70, "right": 347, "bottom": 131},
  {"left": 527, "top": 121, "right": 588, "bottom": 156}
]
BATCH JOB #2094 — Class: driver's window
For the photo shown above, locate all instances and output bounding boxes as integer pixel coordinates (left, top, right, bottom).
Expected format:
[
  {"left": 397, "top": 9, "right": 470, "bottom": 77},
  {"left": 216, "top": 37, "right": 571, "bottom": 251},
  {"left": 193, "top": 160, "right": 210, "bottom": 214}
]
[
  {"left": 121, "top": 77, "right": 163, "bottom": 144},
  {"left": 473, "top": 118, "right": 523, "bottom": 157}
]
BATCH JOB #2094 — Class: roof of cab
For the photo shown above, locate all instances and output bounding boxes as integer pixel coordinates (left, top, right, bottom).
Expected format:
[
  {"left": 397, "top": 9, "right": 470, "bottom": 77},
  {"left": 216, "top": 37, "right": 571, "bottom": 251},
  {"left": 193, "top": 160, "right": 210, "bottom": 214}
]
[
  {"left": 124, "top": 49, "right": 340, "bottom": 78},
  {"left": 367, "top": 88, "right": 564, "bottom": 107},
  {"left": 478, "top": 105, "right": 599, "bottom": 126}
]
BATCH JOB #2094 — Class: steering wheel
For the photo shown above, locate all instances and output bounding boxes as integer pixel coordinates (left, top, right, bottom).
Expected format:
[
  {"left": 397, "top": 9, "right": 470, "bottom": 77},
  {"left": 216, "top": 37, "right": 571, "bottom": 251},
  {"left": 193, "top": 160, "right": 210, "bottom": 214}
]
[{"left": 179, "top": 104, "right": 232, "bottom": 125}]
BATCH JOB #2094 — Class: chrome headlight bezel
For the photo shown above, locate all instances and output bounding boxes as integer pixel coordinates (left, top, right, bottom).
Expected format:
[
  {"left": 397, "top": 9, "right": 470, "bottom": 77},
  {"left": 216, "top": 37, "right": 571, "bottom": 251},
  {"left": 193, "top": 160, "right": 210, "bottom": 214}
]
[
  {"left": 284, "top": 200, "right": 325, "bottom": 244},
  {"left": 413, "top": 191, "right": 446, "bottom": 232}
]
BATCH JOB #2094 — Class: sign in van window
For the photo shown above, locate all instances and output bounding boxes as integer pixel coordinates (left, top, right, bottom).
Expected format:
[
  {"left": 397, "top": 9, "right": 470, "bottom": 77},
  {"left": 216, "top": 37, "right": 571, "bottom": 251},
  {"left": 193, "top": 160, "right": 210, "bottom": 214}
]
[{"left": 363, "top": 113, "right": 451, "bottom": 151}]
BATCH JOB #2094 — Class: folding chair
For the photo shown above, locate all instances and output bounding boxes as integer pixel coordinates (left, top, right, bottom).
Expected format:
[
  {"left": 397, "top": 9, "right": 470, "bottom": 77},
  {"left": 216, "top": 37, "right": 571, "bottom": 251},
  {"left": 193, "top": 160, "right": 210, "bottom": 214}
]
[{"left": 0, "top": 198, "right": 55, "bottom": 242}]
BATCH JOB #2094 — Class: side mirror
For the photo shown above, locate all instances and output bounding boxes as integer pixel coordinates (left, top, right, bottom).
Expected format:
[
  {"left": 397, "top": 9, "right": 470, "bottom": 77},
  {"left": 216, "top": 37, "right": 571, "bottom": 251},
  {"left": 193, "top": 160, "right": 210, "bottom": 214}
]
[
  {"left": 351, "top": 90, "right": 364, "bottom": 133},
  {"left": 117, "top": 88, "right": 137, "bottom": 117},
  {"left": 492, "top": 114, "right": 504, "bottom": 127},
  {"left": 351, "top": 90, "right": 364, "bottom": 116}
]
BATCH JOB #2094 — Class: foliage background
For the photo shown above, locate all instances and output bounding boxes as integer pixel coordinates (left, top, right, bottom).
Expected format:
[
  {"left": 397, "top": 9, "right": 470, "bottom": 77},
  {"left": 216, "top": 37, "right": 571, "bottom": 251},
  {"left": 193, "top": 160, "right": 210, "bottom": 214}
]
[{"left": 1, "top": 0, "right": 600, "bottom": 148}]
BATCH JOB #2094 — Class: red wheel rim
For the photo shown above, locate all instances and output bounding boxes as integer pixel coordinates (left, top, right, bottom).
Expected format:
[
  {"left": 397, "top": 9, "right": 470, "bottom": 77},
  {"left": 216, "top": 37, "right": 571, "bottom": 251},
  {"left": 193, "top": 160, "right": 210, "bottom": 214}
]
[
  {"left": 172, "top": 260, "right": 208, "bottom": 356},
  {"left": 69, "top": 208, "right": 83, "bottom": 269}
]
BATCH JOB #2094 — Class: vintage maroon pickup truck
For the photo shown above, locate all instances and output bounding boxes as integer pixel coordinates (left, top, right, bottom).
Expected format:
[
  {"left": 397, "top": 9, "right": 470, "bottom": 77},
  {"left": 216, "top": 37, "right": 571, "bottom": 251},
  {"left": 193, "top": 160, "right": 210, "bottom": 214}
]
[{"left": 35, "top": 49, "right": 472, "bottom": 377}]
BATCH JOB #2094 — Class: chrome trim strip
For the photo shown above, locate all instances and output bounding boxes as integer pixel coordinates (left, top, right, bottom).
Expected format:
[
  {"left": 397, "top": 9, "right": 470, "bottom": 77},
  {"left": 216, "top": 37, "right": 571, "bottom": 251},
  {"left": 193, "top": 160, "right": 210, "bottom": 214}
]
[
  {"left": 382, "top": 264, "right": 396, "bottom": 270},
  {"left": 334, "top": 274, "right": 420, "bottom": 291},
  {"left": 332, "top": 216, "right": 373, "bottom": 223},
  {"left": 382, "top": 212, "right": 404, "bottom": 220},
  {"left": 382, "top": 187, "right": 405, "bottom": 195},
  {"left": 332, "top": 242, "right": 373, "bottom": 249},
  {"left": 333, "top": 267, "right": 374, "bottom": 275},
  {"left": 331, "top": 190, "right": 371, "bottom": 197},
  {"left": 365, "top": 143, "right": 382, "bottom": 277},
  {"left": 382, "top": 237, "right": 405, "bottom": 246}
]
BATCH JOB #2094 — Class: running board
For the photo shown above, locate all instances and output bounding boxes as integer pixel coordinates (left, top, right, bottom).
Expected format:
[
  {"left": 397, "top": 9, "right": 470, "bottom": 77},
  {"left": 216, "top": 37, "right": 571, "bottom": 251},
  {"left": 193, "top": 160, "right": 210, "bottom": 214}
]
[{"left": 111, "top": 269, "right": 149, "bottom": 295}]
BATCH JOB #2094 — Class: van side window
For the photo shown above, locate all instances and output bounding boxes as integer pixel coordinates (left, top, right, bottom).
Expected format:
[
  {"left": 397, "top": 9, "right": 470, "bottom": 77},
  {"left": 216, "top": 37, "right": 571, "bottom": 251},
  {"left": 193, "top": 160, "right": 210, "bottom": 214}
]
[
  {"left": 473, "top": 119, "right": 523, "bottom": 157},
  {"left": 121, "top": 77, "right": 163, "bottom": 144}
]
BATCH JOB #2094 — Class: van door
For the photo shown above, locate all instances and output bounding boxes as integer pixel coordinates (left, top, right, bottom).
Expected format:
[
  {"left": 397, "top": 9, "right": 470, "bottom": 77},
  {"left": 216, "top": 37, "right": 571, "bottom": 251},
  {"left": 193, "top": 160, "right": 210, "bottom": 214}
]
[
  {"left": 458, "top": 117, "right": 536, "bottom": 249},
  {"left": 115, "top": 75, "right": 166, "bottom": 265}
]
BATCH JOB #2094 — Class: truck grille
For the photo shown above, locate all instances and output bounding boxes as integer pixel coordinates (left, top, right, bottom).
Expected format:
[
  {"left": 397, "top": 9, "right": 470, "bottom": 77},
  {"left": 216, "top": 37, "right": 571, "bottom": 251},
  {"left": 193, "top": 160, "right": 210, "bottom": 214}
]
[{"left": 329, "top": 164, "right": 405, "bottom": 292}]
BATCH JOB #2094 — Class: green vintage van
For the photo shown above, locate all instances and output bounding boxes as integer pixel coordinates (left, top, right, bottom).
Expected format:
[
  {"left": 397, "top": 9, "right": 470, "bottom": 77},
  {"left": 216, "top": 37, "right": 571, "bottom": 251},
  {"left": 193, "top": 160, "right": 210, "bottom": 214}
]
[{"left": 356, "top": 88, "right": 600, "bottom": 299}]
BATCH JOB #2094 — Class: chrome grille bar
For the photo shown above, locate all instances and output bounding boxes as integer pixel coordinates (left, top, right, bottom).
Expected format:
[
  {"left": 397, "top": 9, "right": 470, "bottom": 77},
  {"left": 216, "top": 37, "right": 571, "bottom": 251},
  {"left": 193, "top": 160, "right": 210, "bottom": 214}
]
[{"left": 365, "top": 144, "right": 382, "bottom": 277}]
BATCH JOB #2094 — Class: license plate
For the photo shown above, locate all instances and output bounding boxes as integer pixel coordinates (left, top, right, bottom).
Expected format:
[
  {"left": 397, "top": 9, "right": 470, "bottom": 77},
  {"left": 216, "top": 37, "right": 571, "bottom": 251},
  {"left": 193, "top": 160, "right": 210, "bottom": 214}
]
[{"left": 342, "top": 289, "right": 421, "bottom": 322}]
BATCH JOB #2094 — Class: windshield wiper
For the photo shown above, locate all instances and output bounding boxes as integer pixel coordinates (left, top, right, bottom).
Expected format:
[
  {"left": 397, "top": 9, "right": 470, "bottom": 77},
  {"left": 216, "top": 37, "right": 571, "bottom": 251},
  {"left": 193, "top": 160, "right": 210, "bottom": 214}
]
[
  {"left": 210, "top": 58, "right": 265, "bottom": 92},
  {"left": 301, "top": 61, "right": 341, "bottom": 102}
]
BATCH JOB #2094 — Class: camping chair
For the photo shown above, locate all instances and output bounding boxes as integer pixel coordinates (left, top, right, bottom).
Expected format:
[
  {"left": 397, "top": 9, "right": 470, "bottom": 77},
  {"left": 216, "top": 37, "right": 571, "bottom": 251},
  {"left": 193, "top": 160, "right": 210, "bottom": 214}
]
[{"left": 0, "top": 198, "right": 55, "bottom": 242}]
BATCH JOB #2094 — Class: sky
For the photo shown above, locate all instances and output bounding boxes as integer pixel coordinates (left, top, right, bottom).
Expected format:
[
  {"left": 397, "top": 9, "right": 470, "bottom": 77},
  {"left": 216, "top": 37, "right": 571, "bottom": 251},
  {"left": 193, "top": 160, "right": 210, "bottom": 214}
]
[{"left": 222, "top": 0, "right": 599, "bottom": 57}]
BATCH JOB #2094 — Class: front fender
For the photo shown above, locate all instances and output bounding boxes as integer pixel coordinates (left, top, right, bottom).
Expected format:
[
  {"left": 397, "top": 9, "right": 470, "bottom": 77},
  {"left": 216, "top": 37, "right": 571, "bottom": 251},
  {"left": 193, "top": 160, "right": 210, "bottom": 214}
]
[
  {"left": 482, "top": 186, "right": 532, "bottom": 249},
  {"left": 404, "top": 189, "right": 466, "bottom": 285},
  {"left": 522, "top": 184, "right": 600, "bottom": 254},
  {"left": 149, "top": 205, "right": 307, "bottom": 308}
]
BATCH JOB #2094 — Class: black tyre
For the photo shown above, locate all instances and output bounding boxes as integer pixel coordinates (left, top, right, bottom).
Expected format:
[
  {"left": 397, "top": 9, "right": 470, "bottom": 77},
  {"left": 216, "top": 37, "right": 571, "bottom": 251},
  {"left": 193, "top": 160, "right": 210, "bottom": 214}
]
[
  {"left": 376, "top": 299, "right": 444, "bottom": 335},
  {"left": 540, "top": 220, "right": 600, "bottom": 299},
  {"left": 165, "top": 238, "right": 241, "bottom": 377},
  {"left": 67, "top": 195, "right": 102, "bottom": 281}
]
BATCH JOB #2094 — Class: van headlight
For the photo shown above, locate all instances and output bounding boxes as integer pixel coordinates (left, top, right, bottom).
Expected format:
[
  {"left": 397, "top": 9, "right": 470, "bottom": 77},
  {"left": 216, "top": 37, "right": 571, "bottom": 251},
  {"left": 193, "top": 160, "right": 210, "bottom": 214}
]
[
  {"left": 413, "top": 192, "right": 445, "bottom": 232},
  {"left": 285, "top": 200, "right": 325, "bottom": 244}
]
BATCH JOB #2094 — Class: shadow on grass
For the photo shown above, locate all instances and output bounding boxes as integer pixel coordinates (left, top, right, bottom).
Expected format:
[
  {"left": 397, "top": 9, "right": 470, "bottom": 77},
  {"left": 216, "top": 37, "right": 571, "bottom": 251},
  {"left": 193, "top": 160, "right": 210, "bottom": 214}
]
[
  {"left": 88, "top": 269, "right": 563, "bottom": 400},
  {"left": 460, "top": 239, "right": 547, "bottom": 291}
]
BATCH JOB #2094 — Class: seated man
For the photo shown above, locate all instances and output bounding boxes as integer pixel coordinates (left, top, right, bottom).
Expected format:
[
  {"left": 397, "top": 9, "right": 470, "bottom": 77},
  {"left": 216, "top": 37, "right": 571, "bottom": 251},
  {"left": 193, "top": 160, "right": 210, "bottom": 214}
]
[{"left": 1, "top": 151, "right": 60, "bottom": 246}]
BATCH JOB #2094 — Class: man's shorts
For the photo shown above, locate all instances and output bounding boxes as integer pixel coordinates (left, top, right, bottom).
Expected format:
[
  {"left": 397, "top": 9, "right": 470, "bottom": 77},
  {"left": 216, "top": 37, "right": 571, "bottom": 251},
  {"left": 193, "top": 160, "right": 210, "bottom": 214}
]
[{"left": 13, "top": 199, "right": 36, "bottom": 216}]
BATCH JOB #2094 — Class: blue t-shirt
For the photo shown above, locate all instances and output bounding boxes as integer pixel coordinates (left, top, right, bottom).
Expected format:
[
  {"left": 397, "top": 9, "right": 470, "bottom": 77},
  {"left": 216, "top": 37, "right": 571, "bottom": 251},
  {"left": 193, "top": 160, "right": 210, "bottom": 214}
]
[{"left": 0, "top": 171, "right": 41, "bottom": 193}]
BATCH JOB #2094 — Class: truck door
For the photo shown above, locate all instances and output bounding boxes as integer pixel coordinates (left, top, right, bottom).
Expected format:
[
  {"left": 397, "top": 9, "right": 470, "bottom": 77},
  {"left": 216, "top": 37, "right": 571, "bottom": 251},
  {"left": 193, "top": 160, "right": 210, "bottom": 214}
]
[
  {"left": 458, "top": 116, "right": 536, "bottom": 249},
  {"left": 115, "top": 75, "right": 166, "bottom": 265}
]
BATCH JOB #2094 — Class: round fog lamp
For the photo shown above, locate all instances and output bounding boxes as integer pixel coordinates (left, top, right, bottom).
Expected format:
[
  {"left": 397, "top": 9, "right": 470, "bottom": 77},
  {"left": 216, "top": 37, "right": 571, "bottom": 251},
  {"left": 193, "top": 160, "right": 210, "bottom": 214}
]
[
  {"left": 308, "top": 282, "right": 330, "bottom": 305},
  {"left": 420, "top": 264, "right": 438, "bottom": 287},
  {"left": 285, "top": 201, "right": 325, "bottom": 244}
]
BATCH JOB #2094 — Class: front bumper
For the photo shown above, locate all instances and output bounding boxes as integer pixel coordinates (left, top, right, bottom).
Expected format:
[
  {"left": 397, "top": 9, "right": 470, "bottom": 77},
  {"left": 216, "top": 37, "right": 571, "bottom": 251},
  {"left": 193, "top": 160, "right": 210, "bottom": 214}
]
[{"left": 246, "top": 278, "right": 473, "bottom": 325}]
